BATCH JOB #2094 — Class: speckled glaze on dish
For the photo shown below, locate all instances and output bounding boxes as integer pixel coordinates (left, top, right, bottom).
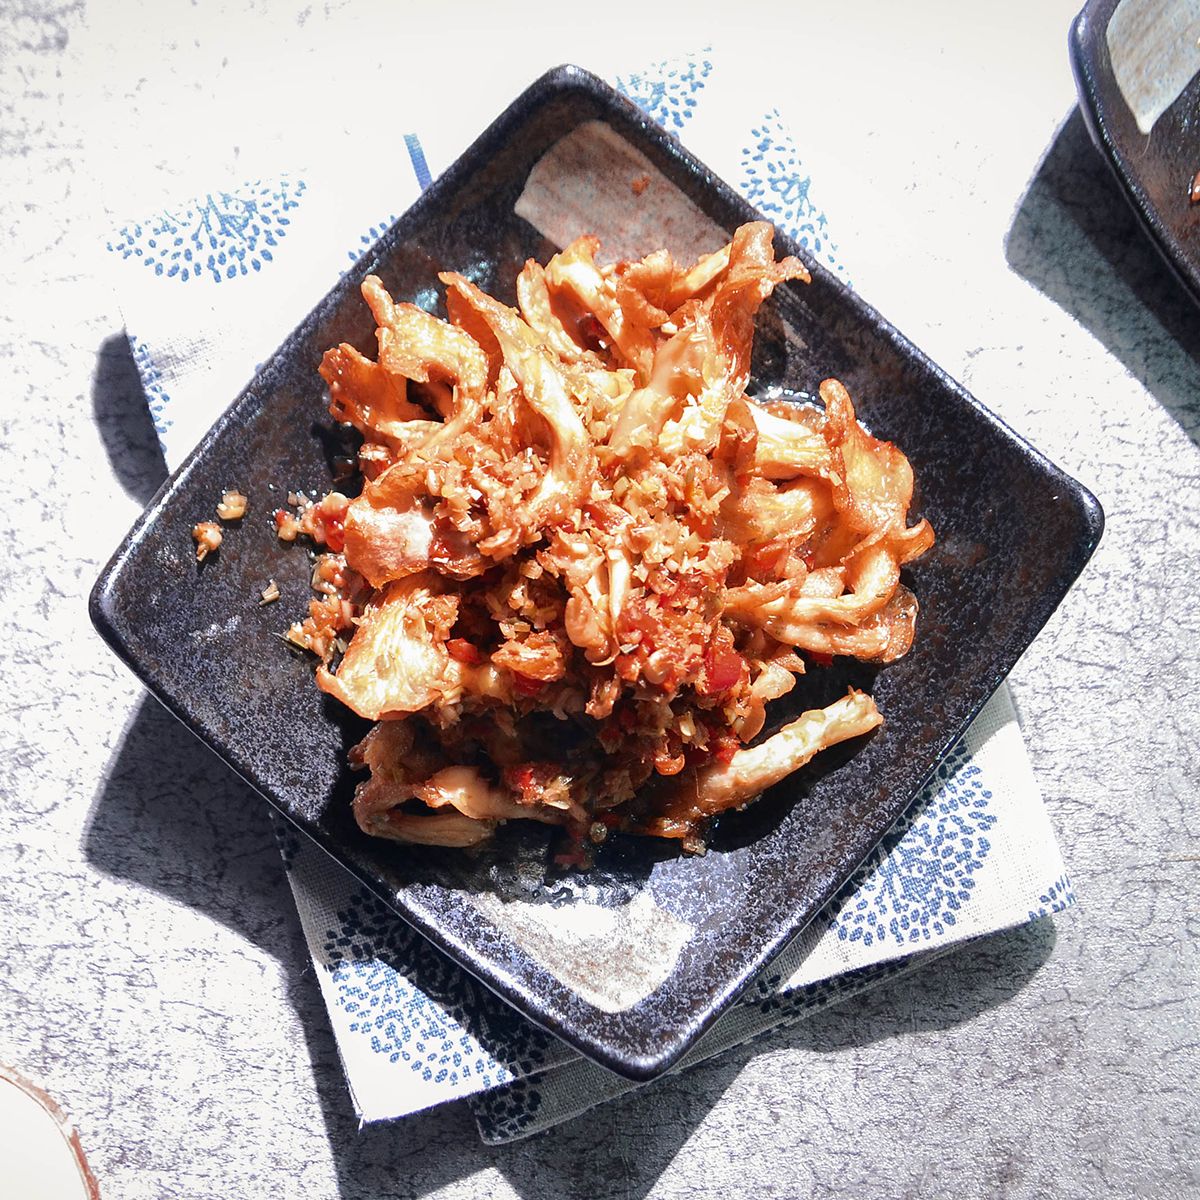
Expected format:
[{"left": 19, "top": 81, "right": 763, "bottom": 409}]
[
  {"left": 1071, "top": 0, "right": 1200, "bottom": 306},
  {"left": 90, "top": 65, "right": 1103, "bottom": 1081}
]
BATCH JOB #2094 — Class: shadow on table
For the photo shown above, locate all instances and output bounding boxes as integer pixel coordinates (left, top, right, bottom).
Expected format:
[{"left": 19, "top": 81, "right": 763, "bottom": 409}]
[
  {"left": 298, "top": 921, "right": 1054, "bottom": 1200},
  {"left": 1005, "top": 108, "right": 1200, "bottom": 449},
  {"left": 91, "top": 332, "right": 169, "bottom": 505},
  {"left": 83, "top": 694, "right": 302, "bottom": 962}
]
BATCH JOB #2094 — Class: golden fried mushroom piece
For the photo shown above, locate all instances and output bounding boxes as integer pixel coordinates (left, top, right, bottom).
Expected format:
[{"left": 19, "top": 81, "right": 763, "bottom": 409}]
[
  {"left": 747, "top": 405, "right": 833, "bottom": 479},
  {"left": 316, "top": 572, "right": 459, "bottom": 720},
  {"left": 516, "top": 259, "right": 602, "bottom": 366},
  {"left": 544, "top": 236, "right": 657, "bottom": 381},
  {"left": 360, "top": 276, "right": 488, "bottom": 400},
  {"left": 367, "top": 809, "right": 498, "bottom": 848},
  {"left": 607, "top": 318, "right": 713, "bottom": 458},
  {"left": 691, "top": 690, "right": 882, "bottom": 814},
  {"left": 415, "top": 766, "right": 570, "bottom": 825},
  {"left": 319, "top": 343, "right": 428, "bottom": 446},
  {"left": 439, "top": 271, "right": 596, "bottom": 548},
  {"left": 643, "top": 690, "right": 883, "bottom": 839}
]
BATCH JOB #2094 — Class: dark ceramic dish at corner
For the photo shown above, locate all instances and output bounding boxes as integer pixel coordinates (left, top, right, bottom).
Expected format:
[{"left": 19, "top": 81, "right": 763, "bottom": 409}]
[
  {"left": 1071, "top": 0, "right": 1200, "bottom": 305},
  {"left": 90, "top": 65, "right": 1103, "bottom": 1081}
]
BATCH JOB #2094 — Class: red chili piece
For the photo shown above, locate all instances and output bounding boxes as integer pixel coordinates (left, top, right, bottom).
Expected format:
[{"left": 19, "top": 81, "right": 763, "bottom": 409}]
[
  {"left": 713, "top": 738, "right": 739, "bottom": 765},
  {"left": 321, "top": 515, "right": 346, "bottom": 553},
  {"left": 446, "top": 638, "right": 483, "bottom": 666},
  {"left": 510, "top": 765, "right": 536, "bottom": 792},
  {"left": 698, "top": 643, "right": 743, "bottom": 695},
  {"left": 513, "top": 673, "right": 545, "bottom": 697}
]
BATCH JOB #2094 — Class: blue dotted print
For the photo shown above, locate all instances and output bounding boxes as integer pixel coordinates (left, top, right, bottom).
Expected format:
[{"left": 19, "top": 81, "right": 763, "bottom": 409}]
[
  {"left": 616, "top": 50, "right": 713, "bottom": 131},
  {"left": 739, "top": 109, "right": 845, "bottom": 279},
  {"left": 321, "top": 889, "right": 555, "bottom": 1090},
  {"left": 107, "top": 177, "right": 307, "bottom": 283},
  {"left": 827, "top": 741, "right": 998, "bottom": 947},
  {"left": 1027, "top": 873, "right": 1076, "bottom": 921},
  {"left": 127, "top": 333, "right": 172, "bottom": 438},
  {"left": 268, "top": 812, "right": 303, "bottom": 871},
  {"left": 332, "top": 958, "right": 506, "bottom": 1086},
  {"left": 346, "top": 215, "right": 397, "bottom": 265}
]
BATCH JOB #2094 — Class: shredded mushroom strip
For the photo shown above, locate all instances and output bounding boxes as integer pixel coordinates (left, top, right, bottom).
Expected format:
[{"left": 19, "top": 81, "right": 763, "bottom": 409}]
[{"left": 287, "top": 222, "right": 934, "bottom": 863}]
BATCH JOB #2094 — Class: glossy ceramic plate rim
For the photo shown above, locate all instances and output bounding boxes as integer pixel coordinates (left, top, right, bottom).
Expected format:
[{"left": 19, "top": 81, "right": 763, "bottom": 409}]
[{"left": 92, "top": 64, "right": 1104, "bottom": 1081}]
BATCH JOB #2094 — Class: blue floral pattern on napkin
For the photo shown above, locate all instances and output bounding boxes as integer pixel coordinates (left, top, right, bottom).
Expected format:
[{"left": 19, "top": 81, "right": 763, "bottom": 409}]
[
  {"left": 321, "top": 889, "right": 557, "bottom": 1089},
  {"left": 347, "top": 215, "right": 398, "bottom": 265},
  {"left": 1028, "top": 873, "right": 1075, "bottom": 920},
  {"left": 739, "top": 108, "right": 845, "bottom": 277},
  {"left": 128, "top": 335, "right": 172, "bottom": 436},
  {"left": 829, "top": 742, "right": 997, "bottom": 948},
  {"left": 107, "top": 176, "right": 306, "bottom": 283},
  {"left": 616, "top": 50, "right": 713, "bottom": 130}
]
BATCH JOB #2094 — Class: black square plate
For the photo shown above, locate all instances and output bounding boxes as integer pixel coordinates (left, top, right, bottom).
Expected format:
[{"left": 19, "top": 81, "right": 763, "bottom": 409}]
[
  {"left": 1072, "top": 0, "right": 1200, "bottom": 304},
  {"left": 91, "top": 65, "right": 1102, "bottom": 1081}
]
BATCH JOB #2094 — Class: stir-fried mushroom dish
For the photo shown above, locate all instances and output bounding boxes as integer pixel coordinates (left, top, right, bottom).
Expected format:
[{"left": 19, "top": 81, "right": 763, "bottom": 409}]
[{"left": 280, "top": 221, "right": 934, "bottom": 860}]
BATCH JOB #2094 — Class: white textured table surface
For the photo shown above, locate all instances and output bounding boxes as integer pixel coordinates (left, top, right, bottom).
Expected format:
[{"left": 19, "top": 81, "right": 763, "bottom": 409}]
[{"left": 3, "top": 1, "right": 1198, "bottom": 1196}]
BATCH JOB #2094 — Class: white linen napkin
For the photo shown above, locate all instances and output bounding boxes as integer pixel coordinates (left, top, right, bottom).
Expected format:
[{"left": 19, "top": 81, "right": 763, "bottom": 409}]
[{"left": 104, "top": 50, "right": 1074, "bottom": 1142}]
